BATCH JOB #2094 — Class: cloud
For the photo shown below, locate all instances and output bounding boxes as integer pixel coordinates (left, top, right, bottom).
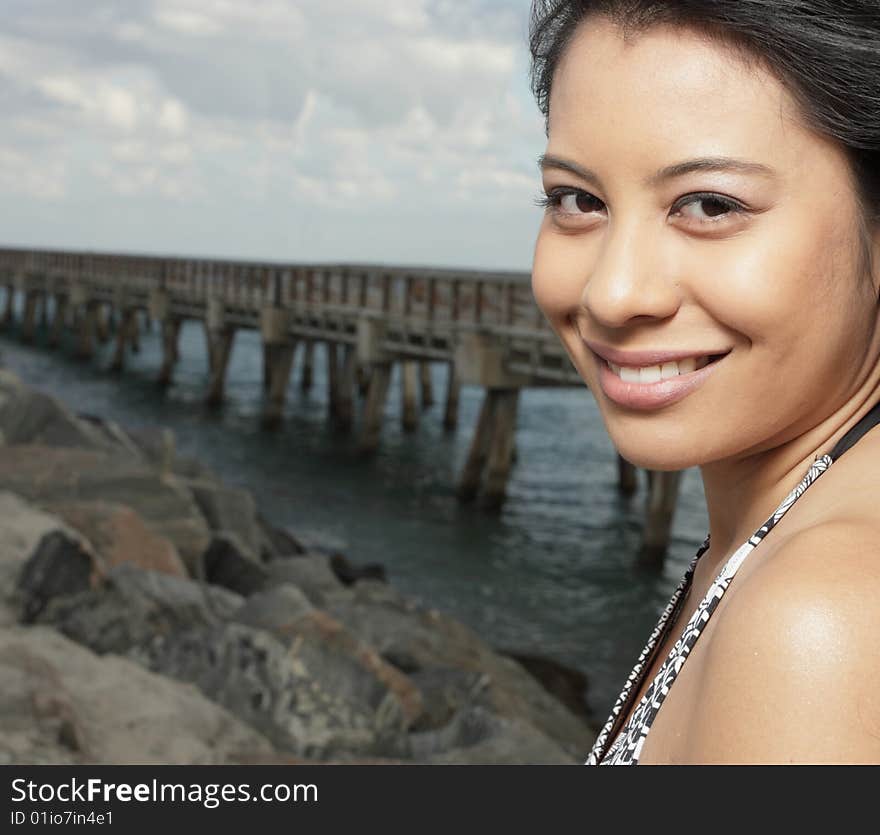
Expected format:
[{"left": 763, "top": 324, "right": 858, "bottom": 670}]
[{"left": 0, "top": 0, "right": 545, "bottom": 269}]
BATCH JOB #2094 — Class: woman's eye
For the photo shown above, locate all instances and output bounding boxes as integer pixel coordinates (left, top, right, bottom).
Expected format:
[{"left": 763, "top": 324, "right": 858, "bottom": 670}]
[
  {"left": 673, "top": 193, "right": 745, "bottom": 223},
  {"left": 537, "top": 188, "right": 605, "bottom": 219},
  {"left": 558, "top": 192, "right": 604, "bottom": 214}
]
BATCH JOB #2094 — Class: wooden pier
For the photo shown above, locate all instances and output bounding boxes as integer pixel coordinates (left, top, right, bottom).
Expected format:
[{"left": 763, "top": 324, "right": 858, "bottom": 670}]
[{"left": 0, "top": 247, "right": 682, "bottom": 565}]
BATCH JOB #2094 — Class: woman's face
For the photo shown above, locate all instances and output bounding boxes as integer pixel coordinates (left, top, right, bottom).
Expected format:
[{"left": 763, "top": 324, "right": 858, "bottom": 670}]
[{"left": 532, "top": 17, "right": 879, "bottom": 470}]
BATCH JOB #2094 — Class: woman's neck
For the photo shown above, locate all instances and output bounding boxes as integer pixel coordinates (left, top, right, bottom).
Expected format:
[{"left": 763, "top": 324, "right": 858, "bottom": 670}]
[{"left": 697, "top": 375, "right": 880, "bottom": 582}]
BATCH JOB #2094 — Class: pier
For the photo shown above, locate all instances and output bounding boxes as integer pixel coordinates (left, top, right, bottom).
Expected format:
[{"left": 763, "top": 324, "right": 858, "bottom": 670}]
[{"left": 0, "top": 247, "right": 681, "bottom": 564}]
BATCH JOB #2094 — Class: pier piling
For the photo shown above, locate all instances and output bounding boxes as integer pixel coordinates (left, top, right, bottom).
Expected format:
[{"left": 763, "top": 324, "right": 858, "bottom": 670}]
[
  {"left": 300, "top": 339, "right": 314, "bottom": 391},
  {"left": 420, "top": 361, "right": 434, "bottom": 409},
  {"left": 336, "top": 345, "right": 356, "bottom": 430},
  {"left": 639, "top": 470, "right": 683, "bottom": 568},
  {"left": 20, "top": 291, "right": 38, "bottom": 344},
  {"left": 401, "top": 360, "right": 419, "bottom": 432},
  {"left": 358, "top": 362, "right": 392, "bottom": 453},
  {"left": 157, "top": 318, "right": 181, "bottom": 387},
  {"left": 443, "top": 360, "right": 460, "bottom": 431},
  {"left": 617, "top": 454, "right": 638, "bottom": 496}
]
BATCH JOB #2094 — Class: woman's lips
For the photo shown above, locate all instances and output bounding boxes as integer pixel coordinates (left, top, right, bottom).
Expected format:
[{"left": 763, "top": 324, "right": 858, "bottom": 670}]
[{"left": 591, "top": 349, "right": 728, "bottom": 411}]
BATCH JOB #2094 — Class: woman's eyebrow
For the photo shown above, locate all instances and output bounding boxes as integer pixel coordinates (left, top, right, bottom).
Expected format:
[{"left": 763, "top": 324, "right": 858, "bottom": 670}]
[{"left": 538, "top": 154, "right": 778, "bottom": 187}]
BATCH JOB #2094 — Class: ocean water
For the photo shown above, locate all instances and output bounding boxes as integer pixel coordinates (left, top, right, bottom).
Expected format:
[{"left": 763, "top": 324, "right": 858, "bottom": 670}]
[{"left": 0, "top": 301, "right": 710, "bottom": 720}]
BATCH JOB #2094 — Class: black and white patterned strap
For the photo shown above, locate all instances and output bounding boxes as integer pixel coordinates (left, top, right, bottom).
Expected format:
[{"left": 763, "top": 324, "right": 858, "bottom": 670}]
[{"left": 585, "top": 454, "right": 833, "bottom": 765}]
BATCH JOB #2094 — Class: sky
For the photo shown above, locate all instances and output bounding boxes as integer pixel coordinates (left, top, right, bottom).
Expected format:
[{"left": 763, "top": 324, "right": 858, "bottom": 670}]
[{"left": 0, "top": 0, "right": 548, "bottom": 271}]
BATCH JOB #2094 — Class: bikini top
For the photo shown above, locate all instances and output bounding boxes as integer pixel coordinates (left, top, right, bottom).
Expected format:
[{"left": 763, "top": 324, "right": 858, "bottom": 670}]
[{"left": 586, "top": 398, "right": 880, "bottom": 765}]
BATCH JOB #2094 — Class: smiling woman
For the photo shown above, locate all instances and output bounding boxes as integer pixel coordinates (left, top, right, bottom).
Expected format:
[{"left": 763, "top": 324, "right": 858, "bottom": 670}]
[{"left": 528, "top": 1, "right": 880, "bottom": 764}]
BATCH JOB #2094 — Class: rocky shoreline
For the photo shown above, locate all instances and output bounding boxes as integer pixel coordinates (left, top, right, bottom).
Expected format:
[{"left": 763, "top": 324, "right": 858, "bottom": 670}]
[{"left": 0, "top": 367, "right": 597, "bottom": 764}]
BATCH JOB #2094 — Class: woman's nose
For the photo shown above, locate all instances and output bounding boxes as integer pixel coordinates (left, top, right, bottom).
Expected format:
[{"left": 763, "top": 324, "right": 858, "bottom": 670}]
[{"left": 580, "top": 221, "right": 681, "bottom": 329}]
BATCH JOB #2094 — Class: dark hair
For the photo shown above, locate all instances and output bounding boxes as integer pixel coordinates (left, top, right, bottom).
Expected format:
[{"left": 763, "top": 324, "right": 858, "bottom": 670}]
[{"left": 529, "top": 1, "right": 880, "bottom": 276}]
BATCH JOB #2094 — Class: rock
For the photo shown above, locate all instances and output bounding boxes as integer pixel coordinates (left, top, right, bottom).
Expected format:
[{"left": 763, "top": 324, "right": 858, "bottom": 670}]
[
  {"left": 187, "top": 480, "right": 262, "bottom": 559},
  {"left": 409, "top": 706, "right": 577, "bottom": 765},
  {"left": 257, "top": 515, "right": 306, "bottom": 558},
  {"left": 265, "top": 554, "right": 346, "bottom": 606},
  {"left": 202, "top": 534, "right": 269, "bottom": 595},
  {"left": 130, "top": 621, "right": 411, "bottom": 760},
  {"left": 0, "top": 625, "right": 274, "bottom": 764},
  {"left": 0, "top": 371, "right": 120, "bottom": 453},
  {"left": 75, "top": 413, "right": 146, "bottom": 460},
  {"left": 0, "top": 492, "right": 81, "bottom": 626},
  {"left": 0, "top": 446, "right": 212, "bottom": 573},
  {"left": 234, "top": 588, "right": 423, "bottom": 729},
  {"left": 171, "top": 454, "right": 219, "bottom": 482},
  {"left": 47, "top": 501, "right": 187, "bottom": 579},
  {"left": 329, "top": 552, "right": 387, "bottom": 586},
  {"left": 407, "top": 666, "right": 491, "bottom": 732},
  {"left": 34, "top": 563, "right": 242, "bottom": 655},
  {"left": 232, "top": 584, "right": 315, "bottom": 629},
  {"left": 121, "top": 425, "right": 176, "bottom": 476},
  {"left": 16, "top": 531, "right": 95, "bottom": 624},
  {"left": 499, "top": 650, "right": 592, "bottom": 724},
  {"left": 324, "top": 581, "right": 596, "bottom": 758}
]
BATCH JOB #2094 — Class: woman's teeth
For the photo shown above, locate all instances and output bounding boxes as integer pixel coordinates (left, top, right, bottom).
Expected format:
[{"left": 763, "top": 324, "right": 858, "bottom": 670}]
[{"left": 607, "top": 356, "right": 711, "bottom": 383}]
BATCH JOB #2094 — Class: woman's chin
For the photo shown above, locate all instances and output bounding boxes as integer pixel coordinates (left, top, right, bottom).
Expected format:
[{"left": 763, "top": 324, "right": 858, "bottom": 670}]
[{"left": 608, "top": 439, "right": 707, "bottom": 472}]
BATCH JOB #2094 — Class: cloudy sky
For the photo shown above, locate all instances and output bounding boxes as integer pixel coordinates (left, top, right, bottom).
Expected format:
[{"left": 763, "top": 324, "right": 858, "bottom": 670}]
[{"left": 0, "top": 0, "right": 548, "bottom": 271}]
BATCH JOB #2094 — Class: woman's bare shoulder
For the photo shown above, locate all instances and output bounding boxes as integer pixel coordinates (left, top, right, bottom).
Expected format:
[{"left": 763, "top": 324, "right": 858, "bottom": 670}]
[{"left": 683, "top": 518, "right": 880, "bottom": 764}]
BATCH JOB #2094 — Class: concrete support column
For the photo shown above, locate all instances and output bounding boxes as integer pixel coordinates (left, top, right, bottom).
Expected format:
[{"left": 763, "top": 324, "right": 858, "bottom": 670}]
[
  {"left": 639, "top": 470, "right": 683, "bottom": 569},
  {"left": 129, "top": 310, "right": 141, "bottom": 353},
  {"left": 260, "top": 341, "right": 296, "bottom": 428},
  {"left": 204, "top": 320, "right": 215, "bottom": 373},
  {"left": 356, "top": 364, "right": 371, "bottom": 397},
  {"left": 259, "top": 304, "right": 294, "bottom": 428},
  {"left": 299, "top": 339, "right": 314, "bottom": 391},
  {"left": 457, "top": 387, "right": 522, "bottom": 508},
  {"left": 443, "top": 360, "right": 461, "bottom": 431},
  {"left": 48, "top": 294, "right": 68, "bottom": 349},
  {"left": 456, "top": 388, "right": 496, "bottom": 503},
  {"left": 420, "top": 361, "right": 434, "bottom": 409},
  {"left": 481, "top": 388, "right": 520, "bottom": 510},
  {"left": 1, "top": 283, "right": 14, "bottom": 327},
  {"left": 205, "top": 327, "right": 235, "bottom": 406},
  {"left": 401, "top": 360, "right": 419, "bottom": 432},
  {"left": 326, "top": 341, "right": 340, "bottom": 421},
  {"left": 336, "top": 345, "right": 356, "bottom": 431},
  {"left": 617, "top": 454, "right": 638, "bottom": 496},
  {"left": 20, "top": 292, "right": 38, "bottom": 343},
  {"left": 157, "top": 318, "right": 182, "bottom": 387},
  {"left": 110, "top": 309, "right": 135, "bottom": 372},
  {"left": 357, "top": 362, "right": 392, "bottom": 454},
  {"left": 75, "top": 302, "right": 99, "bottom": 361},
  {"left": 95, "top": 305, "right": 111, "bottom": 344}
]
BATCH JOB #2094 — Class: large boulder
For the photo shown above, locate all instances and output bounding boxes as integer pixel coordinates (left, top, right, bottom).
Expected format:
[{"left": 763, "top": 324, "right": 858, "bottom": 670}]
[
  {"left": 0, "top": 493, "right": 87, "bottom": 626},
  {"left": 16, "top": 531, "right": 95, "bottom": 624},
  {"left": 0, "top": 371, "right": 122, "bottom": 453},
  {"left": 202, "top": 533, "right": 269, "bottom": 596},
  {"left": 47, "top": 501, "right": 188, "bottom": 579},
  {"left": 0, "top": 445, "right": 211, "bottom": 573},
  {"left": 409, "top": 706, "right": 577, "bottom": 765},
  {"left": 32, "top": 563, "right": 242, "bottom": 656},
  {"left": 120, "top": 425, "right": 176, "bottom": 476},
  {"left": 130, "top": 621, "right": 411, "bottom": 760},
  {"left": 265, "top": 554, "right": 347, "bottom": 606},
  {"left": 324, "top": 580, "right": 595, "bottom": 758},
  {"left": 186, "top": 480, "right": 262, "bottom": 561},
  {"left": 0, "top": 626, "right": 274, "bottom": 765},
  {"left": 233, "top": 586, "right": 424, "bottom": 728}
]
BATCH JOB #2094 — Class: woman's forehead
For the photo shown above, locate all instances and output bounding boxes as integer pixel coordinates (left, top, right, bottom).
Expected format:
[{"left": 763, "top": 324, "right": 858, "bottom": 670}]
[{"left": 547, "top": 16, "right": 809, "bottom": 172}]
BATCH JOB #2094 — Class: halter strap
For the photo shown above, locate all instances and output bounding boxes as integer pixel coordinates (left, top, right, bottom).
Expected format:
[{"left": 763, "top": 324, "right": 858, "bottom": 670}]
[{"left": 828, "top": 399, "right": 880, "bottom": 462}]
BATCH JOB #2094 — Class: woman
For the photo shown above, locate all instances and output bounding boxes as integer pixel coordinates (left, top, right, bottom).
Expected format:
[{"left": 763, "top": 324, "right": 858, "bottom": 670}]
[{"left": 529, "top": 1, "right": 880, "bottom": 764}]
